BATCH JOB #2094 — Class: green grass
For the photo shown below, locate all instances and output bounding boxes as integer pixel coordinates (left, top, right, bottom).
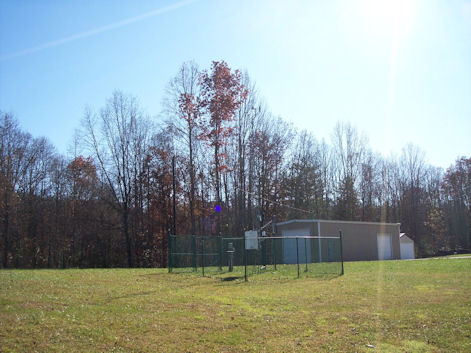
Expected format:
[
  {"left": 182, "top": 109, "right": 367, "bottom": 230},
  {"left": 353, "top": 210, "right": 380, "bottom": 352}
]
[
  {"left": 172, "top": 261, "right": 343, "bottom": 281},
  {"left": 434, "top": 254, "right": 471, "bottom": 259},
  {"left": 1, "top": 259, "right": 470, "bottom": 352}
]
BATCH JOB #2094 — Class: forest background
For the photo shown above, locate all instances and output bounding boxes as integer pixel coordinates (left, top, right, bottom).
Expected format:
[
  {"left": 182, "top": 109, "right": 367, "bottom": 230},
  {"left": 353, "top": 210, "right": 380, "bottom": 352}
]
[{"left": 1, "top": 60, "right": 469, "bottom": 268}]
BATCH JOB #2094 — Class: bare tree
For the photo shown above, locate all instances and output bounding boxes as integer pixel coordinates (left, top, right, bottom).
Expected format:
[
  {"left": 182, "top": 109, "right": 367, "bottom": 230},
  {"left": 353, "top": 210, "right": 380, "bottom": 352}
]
[
  {"left": 164, "top": 61, "right": 200, "bottom": 235},
  {"left": 442, "top": 157, "right": 471, "bottom": 251},
  {"left": 249, "top": 114, "right": 292, "bottom": 227},
  {"left": 228, "top": 72, "right": 264, "bottom": 234},
  {"left": 284, "top": 130, "right": 321, "bottom": 218},
  {"left": 0, "top": 113, "right": 33, "bottom": 267},
  {"left": 399, "top": 144, "right": 427, "bottom": 253},
  {"left": 82, "top": 91, "right": 151, "bottom": 267},
  {"left": 331, "top": 122, "right": 368, "bottom": 220}
]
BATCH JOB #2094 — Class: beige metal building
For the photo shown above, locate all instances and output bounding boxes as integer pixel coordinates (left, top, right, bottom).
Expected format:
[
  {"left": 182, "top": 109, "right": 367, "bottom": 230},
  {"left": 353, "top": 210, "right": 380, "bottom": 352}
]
[{"left": 275, "top": 219, "right": 401, "bottom": 262}]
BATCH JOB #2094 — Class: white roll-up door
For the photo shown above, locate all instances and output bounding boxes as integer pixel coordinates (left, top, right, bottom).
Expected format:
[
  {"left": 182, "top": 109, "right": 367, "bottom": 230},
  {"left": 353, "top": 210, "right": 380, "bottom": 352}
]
[
  {"left": 377, "top": 234, "right": 392, "bottom": 260},
  {"left": 400, "top": 242, "right": 414, "bottom": 259}
]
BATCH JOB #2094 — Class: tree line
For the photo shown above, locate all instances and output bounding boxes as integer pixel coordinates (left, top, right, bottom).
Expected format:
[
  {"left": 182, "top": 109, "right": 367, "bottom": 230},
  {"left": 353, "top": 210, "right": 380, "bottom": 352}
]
[{"left": 1, "top": 60, "right": 470, "bottom": 268}]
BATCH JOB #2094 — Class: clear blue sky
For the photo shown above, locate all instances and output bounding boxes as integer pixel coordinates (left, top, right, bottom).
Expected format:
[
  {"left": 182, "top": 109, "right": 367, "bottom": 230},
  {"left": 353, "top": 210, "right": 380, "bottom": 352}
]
[{"left": 1, "top": 0, "right": 470, "bottom": 169}]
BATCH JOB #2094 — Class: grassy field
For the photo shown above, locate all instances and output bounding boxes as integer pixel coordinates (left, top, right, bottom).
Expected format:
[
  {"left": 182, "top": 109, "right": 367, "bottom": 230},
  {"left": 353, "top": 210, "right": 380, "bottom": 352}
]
[{"left": 1, "top": 259, "right": 470, "bottom": 353}]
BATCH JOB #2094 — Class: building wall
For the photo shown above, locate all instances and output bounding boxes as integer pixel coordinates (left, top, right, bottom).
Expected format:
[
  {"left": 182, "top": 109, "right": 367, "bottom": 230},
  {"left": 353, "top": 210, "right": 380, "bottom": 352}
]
[
  {"left": 276, "top": 220, "right": 401, "bottom": 262},
  {"left": 319, "top": 221, "right": 400, "bottom": 261},
  {"left": 276, "top": 220, "right": 318, "bottom": 236}
]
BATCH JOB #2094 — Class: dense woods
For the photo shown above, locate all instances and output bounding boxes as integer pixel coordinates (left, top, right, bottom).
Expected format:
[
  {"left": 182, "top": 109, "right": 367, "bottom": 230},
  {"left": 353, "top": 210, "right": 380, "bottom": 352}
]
[{"left": 1, "top": 61, "right": 470, "bottom": 268}]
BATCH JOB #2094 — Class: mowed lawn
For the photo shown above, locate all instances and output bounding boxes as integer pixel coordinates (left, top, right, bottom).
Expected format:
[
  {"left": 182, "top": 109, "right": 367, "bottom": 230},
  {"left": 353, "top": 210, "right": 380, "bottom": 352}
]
[{"left": 1, "top": 259, "right": 470, "bottom": 353}]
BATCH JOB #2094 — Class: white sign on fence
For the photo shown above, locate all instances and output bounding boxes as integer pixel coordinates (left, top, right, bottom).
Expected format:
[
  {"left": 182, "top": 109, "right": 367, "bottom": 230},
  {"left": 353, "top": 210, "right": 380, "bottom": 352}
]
[{"left": 245, "top": 230, "right": 258, "bottom": 250}]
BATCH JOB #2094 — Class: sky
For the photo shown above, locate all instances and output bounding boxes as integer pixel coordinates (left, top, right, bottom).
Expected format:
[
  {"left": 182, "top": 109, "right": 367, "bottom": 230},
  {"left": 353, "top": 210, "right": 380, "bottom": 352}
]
[{"left": 0, "top": 0, "right": 470, "bottom": 169}]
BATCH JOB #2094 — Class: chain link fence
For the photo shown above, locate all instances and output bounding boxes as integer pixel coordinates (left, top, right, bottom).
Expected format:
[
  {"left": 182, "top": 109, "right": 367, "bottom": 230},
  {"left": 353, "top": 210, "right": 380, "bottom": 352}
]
[{"left": 168, "top": 232, "right": 344, "bottom": 280}]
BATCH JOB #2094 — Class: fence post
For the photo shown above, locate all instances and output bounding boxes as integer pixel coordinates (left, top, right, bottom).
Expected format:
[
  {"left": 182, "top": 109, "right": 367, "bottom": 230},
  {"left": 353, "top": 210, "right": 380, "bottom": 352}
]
[
  {"left": 262, "top": 237, "right": 267, "bottom": 267},
  {"left": 304, "top": 237, "right": 308, "bottom": 272},
  {"left": 218, "top": 236, "right": 223, "bottom": 271},
  {"left": 272, "top": 217, "right": 277, "bottom": 271},
  {"left": 259, "top": 237, "right": 264, "bottom": 272},
  {"left": 273, "top": 237, "right": 277, "bottom": 271},
  {"left": 202, "top": 238, "right": 205, "bottom": 277},
  {"left": 168, "top": 231, "right": 172, "bottom": 273},
  {"left": 244, "top": 233, "right": 247, "bottom": 282},
  {"left": 339, "top": 230, "right": 344, "bottom": 275},
  {"left": 192, "top": 235, "right": 197, "bottom": 272},
  {"left": 296, "top": 237, "right": 300, "bottom": 278}
]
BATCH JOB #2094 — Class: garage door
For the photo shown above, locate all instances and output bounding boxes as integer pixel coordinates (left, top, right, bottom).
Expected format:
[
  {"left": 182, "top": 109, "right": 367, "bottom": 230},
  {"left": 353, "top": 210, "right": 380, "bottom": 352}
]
[
  {"left": 282, "top": 228, "right": 311, "bottom": 264},
  {"left": 377, "top": 234, "right": 392, "bottom": 260}
]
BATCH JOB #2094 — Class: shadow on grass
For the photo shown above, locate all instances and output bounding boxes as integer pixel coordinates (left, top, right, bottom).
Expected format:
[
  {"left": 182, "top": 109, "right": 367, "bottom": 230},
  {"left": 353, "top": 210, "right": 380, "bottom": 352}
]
[
  {"left": 103, "top": 291, "right": 156, "bottom": 304},
  {"left": 220, "top": 276, "right": 244, "bottom": 282},
  {"left": 138, "top": 272, "right": 172, "bottom": 278},
  {"left": 150, "top": 263, "right": 344, "bottom": 285}
]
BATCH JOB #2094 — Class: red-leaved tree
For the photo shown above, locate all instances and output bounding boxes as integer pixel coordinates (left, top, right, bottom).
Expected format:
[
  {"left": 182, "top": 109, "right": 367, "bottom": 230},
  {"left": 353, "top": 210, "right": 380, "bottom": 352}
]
[{"left": 198, "top": 61, "right": 248, "bottom": 235}]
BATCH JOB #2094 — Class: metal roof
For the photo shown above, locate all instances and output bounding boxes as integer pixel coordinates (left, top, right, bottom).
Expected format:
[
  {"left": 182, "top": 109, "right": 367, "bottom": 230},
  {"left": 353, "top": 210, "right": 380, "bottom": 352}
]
[
  {"left": 275, "top": 219, "right": 401, "bottom": 227},
  {"left": 400, "top": 233, "right": 414, "bottom": 242}
]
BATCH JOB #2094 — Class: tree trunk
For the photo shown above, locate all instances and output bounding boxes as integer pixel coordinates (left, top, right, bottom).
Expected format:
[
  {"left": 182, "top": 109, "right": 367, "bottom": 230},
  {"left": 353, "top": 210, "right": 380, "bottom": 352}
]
[
  {"left": 123, "top": 204, "right": 133, "bottom": 267},
  {"left": 189, "top": 130, "right": 196, "bottom": 235},
  {"left": 215, "top": 141, "right": 221, "bottom": 236},
  {"left": 2, "top": 202, "right": 9, "bottom": 268}
]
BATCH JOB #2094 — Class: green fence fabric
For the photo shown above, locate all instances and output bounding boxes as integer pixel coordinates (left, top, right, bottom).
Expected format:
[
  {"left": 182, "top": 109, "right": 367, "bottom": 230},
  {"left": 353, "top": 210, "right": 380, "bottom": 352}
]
[{"left": 169, "top": 233, "right": 344, "bottom": 281}]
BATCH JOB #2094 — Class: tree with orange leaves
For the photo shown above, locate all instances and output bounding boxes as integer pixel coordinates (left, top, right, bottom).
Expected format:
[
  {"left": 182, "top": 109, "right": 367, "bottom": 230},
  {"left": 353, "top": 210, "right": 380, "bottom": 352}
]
[{"left": 199, "top": 61, "right": 247, "bottom": 235}]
